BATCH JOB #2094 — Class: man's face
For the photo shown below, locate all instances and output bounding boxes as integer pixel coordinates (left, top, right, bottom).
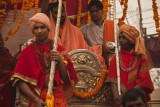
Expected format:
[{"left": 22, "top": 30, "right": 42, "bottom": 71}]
[
  {"left": 118, "top": 32, "right": 133, "bottom": 50},
  {"left": 89, "top": 5, "right": 103, "bottom": 22},
  {"left": 52, "top": 6, "right": 66, "bottom": 26},
  {"left": 33, "top": 22, "right": 49, "bottom": 43},
  {"left": 125, "top": 97, "right": 146, "bottom": 107}
]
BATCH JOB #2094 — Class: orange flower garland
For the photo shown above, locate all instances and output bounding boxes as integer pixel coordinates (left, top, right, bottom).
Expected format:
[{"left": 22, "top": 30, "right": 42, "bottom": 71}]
[
  {"left": 77, "top": 0, "right": 81, "bottom": 27},
  {"left": 73, "top": 67, "right": 108, "bottom": 99},
  {"left": 34, "top": 0, "right": 39, "bottom": 14},
  {"left": 25, "top": 0, "right": 34, "bottom": 11},
  {"left": 87, "top": 0, "right": 91, "bottom": 24},
  {"left": 152, "top": 0, "right": 160, "bottom": 39},
  {"left": 102, "top": 0, "right": 112, "bottom": 19},
  {"left": 102, "top": 0, "right": 107, "bottom": 19},
  {"left": 63, "top": 1, "right": 67, "bottom": 9},
  {"left": 120, "top": 0, "right": 124, "bottom": 5},
  {"left": 118, "top": 0, "right": 128, "bottom": 27},
  {"left": 13, "top": 2, "right": 17, "bottom": 22},
  {"left": 49, "top": 0, "right": 52, "bottom": 3},
  {"left": 5, "top": 0, "right": 36, "bottom": 41},
  {"left": 4, "top": 0, "right": 26, "bottom": 40},
  {"left": 0, "top": 1, "right": 7, "bottom": 28}
]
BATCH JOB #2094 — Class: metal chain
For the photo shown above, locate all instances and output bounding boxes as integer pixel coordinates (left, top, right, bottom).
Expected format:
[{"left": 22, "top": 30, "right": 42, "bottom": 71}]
[{"left": 119, "top": 52, "right": 139, "bottom": 72}]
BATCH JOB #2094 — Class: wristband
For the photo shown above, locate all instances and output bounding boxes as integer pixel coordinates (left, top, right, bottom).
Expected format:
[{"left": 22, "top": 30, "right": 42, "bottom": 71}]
[{"left": 34, "top": 98, "right": 39, "bottom": 103}]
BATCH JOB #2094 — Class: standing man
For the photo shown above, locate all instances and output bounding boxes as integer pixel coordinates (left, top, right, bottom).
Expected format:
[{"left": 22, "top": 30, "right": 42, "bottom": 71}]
[
  {"left": 80, "top": 0, "right": 115, "bottom": 66},
  {"left": 106, "top": 24, "right": 154, "bottom": 106},
  {"left": 11, "top": 13, "right": 78, "bottom": 107},
  {"left": 80, "top": 0, "right": 115, "bottom": 46},
  {"left": 41, "top": 1, "right": 106, "bottom": 65}
]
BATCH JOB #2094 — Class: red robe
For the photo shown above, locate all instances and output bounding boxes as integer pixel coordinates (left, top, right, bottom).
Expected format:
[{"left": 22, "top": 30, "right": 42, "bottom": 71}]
[
  {"left": 12, "top": 41, "right": 78, "bottom": 106},
  {"left": 106, "top": 49, "right": 154, "bottom": 102},
  {"left": 0, "top": 36, "right": 15, "bottom": 107}
]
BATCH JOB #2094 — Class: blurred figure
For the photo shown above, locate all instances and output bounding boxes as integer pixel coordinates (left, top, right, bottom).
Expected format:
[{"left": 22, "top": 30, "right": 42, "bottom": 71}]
[
  {"left": 122, "top": 88, "right": 147, "bottom": 107},
  {"left": 0, "top": 33, "right": 15, "bottom": 107}
]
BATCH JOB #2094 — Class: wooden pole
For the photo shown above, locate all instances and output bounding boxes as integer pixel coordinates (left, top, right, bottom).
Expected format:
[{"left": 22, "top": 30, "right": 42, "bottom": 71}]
[
  {"left": 47, "top": 0, "right": 63, "bottom": 96},
  {"left": 113, "top": 0, "right": 121, "bottom": 95}
]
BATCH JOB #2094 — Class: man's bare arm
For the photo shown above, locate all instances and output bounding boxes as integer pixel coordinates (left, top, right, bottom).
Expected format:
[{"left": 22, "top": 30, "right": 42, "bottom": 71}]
[
  {"left": 111, "top": 83, "right": 122, "bottom": 106},
  {"left": 17, "top": 80, "right": 46, "bottom": 107},
  {"left": 57, "top": 58, "right": 70, "bottom": 85}
]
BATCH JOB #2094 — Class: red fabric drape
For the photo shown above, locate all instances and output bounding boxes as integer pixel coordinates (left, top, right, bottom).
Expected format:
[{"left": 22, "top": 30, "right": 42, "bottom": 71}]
[
  {"left": 13, "top": 41, "right": 78, "bottom": 90},
  {"left": 106, "top": 49, "right": 154, "bottom": 102},
  {"left": 0, "top": 35, "right": 15, "bottom": 107},
  {"left": 65, "top": 0, "right": 88, "bottom": 25}
]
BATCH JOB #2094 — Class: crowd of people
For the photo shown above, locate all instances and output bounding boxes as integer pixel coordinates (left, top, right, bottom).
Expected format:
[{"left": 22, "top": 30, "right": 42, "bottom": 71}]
[{"left": 0, "top": 0, "right": 155, "bottom": 107}]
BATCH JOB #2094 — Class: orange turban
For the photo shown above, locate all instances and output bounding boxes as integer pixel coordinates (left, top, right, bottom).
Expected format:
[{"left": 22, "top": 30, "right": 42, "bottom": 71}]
[
  {"left": 119, "top": 24, "right": 154, "bottom": 69},
  {"left": 29, "top": 13, "right": 51, "bottom": 31}
]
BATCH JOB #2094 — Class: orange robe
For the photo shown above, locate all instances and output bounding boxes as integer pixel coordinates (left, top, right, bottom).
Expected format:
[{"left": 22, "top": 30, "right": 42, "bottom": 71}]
[
  {"left": 103, "top": 20, "right": 115, "bottom": 43},
  {"left": 49, "top": 13, "right": 105, "bottom": 65}
]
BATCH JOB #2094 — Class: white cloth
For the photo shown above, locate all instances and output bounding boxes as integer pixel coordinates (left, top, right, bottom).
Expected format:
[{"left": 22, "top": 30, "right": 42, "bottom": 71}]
[{"left": 80, "top": 21, "right": 104, "bottom": 47}]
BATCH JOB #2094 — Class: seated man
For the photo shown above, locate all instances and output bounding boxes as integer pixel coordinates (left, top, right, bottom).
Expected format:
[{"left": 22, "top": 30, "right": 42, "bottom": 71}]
[
  {"left": 11, "top": 13, "right": 78, "bottom": 107},
  {"left": 106, "top": 24, "right": 154, "bottom": 106},
  {"left": 41, "top": 1, "right": 108, "bottom": 65},
  {"left": 122, "top": 88, "right": 147, "bottom": 107}
]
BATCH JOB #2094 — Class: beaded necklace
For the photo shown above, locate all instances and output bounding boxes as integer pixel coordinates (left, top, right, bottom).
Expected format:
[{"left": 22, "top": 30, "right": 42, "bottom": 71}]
[
  {"left": 119, "top": 51, "right": 139, "bottom": 72},
  {"left": 34, "top": 40, "right": 53, "bottom": 75}
]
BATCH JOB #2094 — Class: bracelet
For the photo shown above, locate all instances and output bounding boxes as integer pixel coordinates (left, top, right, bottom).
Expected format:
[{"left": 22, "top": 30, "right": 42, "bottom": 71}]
[{"left": 33, "top": 98, "right": 39, "bottom": 103}]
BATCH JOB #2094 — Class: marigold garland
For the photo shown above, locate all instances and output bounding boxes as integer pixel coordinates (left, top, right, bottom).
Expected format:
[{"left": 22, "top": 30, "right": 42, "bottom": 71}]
[
  {"left": 77, "top": 0, "right": 81, "bottom": 27},
  {"left": 25, "top": 0, "right": 34, "bottom": 11},
  {"left": 87, "top": 0, "right": 91, "bottom": 24},
  {"left": 120, "top": 0, "right": 124, "bottom": 5},
  {"left": 34, "top": 0, "right": 39, "bottom": 14},
  {"left": 4, "top": 0, "right": 36, "bottom": 41},
  {"left": 102, "top": 0, "right": 107, "bottom": 19},
  {"left": 152, "top": 0, "right": 160, "bottom": 39},
  {"left": 0, "top": 1, "right": 7, "bottom": 28},
  {"left": 118, "top": 0, "right": 128, "bottom": 27},
  {"left": 63, "top": 1, "right": 67, "bottom": 9},
  {"left": 73, "top": 67, "right": 108, "bottom": 99},
  {"left": 13, "top": 2, "right": 17, "bottom": 22},
  {"left": 49, "top": 0, "right": 52, "bottom": 3},
  {"left": 102, "top": 0, "right": 112, "bottom": 19},
  {"left": 4, "top": 0, "right": 26, "bottom": 40}
]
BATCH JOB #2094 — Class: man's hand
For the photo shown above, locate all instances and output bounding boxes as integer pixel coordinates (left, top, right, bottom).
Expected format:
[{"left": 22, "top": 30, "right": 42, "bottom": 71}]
[
  {"left": 102, "top": 42, "right": 115, "bottom": 54},
  {"left": 114, "top": 95, "right": 122, "bottom": 107},
  {"left": 35, "top": 99, "right": 46, "bottom": 107},
  {"left": 50, "top": 50, "right": 62, "bottom": 63}
]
